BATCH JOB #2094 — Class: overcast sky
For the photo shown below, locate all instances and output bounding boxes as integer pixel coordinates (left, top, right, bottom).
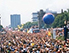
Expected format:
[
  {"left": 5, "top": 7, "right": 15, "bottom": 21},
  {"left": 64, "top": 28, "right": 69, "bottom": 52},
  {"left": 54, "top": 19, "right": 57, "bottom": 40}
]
[{"left": 0, "top": 0, "right": 69, "bottom": 27}]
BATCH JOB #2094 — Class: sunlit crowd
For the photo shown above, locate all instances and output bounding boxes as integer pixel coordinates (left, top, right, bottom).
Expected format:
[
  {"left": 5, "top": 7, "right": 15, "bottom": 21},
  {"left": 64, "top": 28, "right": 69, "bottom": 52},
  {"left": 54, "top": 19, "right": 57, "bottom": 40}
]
[{"left": 0, "top": 28, "right": 69, "bottom": 53}]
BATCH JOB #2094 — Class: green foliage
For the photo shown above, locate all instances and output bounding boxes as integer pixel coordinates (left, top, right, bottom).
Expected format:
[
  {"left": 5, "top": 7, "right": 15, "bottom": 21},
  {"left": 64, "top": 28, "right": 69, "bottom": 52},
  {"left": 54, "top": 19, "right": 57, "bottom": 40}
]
[
  {"left": 44, "top": 10, "right": 69, "bottom": 28},
  {"left": 23, "top": 21, "right": 38, "bottom": 29},
  {"left": 23, "top": 9, "right": 69, "bottom": 28},
  {"left": 0, "top": 25, "right": 3, "bottom": 31},
  {"left": 56, "top": 36, "right": 64, "bottom": 41}
]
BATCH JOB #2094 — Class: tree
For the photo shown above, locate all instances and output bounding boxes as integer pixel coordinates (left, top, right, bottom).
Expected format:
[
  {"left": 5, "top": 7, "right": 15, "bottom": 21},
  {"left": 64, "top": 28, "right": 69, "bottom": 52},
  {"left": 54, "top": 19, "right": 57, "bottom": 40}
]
[
  {"left": 23, "top": 9, "right": 69, "bottom": 28},
  {"left": 0, "top": 25, "right": 3, "bottom": 31},
  {"left": 23, "top": 21, "right": 38, "bottom": 29},
  {"left": 52, "top": 10, "right": 69, "bottom": 28}
]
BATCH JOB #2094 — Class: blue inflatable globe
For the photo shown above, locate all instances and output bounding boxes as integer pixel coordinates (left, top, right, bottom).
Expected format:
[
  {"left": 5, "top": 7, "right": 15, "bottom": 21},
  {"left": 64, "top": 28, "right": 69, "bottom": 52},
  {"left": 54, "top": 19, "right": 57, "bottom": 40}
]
[{"left": 43, "top": 13, "right": 55, "bottom": 24}]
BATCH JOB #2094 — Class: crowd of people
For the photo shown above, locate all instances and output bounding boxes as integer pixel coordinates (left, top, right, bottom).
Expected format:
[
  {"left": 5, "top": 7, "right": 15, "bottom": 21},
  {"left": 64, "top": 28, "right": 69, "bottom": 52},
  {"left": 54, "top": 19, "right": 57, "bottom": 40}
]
[{"left": 0, "top": 28, "right": 69, "bottom": 53}]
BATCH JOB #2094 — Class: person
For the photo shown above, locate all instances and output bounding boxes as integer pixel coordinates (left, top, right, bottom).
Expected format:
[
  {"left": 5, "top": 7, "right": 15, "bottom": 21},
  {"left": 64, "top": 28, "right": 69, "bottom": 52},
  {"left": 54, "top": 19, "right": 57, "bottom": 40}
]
[
  {"left": 66, "top": 24, "right": 69, "bottom": 39},
  {"left": 48, "top": 29, "right": 51, "bottom": 39},
  {"left": 64, "top": 25, "right": 67, "bottom": 42},
  {"left": 46, "top": 30, "right": 48, "bottom": 37},
  {"left": 53, "top": 28, "right": 56, "bottom": 39}
]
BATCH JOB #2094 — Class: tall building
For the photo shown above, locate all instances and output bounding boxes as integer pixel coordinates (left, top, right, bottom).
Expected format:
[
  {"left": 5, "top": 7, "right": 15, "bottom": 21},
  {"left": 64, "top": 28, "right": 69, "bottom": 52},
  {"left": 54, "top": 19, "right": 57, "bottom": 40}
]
[
  {"left": 32, "top": 13, "right": 38, "bottom": 22},
  {"left": 46, "top": 9, "right": 57, "bottom": 16},
  {"left": 10, "top": 14, "right": 21, "bottom": 28},
  {"left": 46, "top": 9, "right": 57, "bottom": 13}
]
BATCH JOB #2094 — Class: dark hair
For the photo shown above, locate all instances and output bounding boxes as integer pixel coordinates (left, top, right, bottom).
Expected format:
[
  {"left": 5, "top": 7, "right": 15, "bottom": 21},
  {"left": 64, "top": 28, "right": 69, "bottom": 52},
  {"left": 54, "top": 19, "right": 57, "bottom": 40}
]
[{"left": 23, "top": 50, "right": 27, "bottom": 53}]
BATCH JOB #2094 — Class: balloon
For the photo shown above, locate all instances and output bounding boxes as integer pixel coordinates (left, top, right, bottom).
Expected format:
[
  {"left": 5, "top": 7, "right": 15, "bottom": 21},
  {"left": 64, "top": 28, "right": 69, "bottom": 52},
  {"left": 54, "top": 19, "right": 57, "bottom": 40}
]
[{"left": 43, "top": 13, "right": 55, "bottom": 24}]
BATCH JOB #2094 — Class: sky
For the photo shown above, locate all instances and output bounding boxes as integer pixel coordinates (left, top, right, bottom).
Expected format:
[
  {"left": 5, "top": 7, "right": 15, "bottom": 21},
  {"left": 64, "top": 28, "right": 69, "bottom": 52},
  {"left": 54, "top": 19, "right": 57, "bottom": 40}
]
[{"left": 0, "top": 0, "right": 69, "bottom": 27}]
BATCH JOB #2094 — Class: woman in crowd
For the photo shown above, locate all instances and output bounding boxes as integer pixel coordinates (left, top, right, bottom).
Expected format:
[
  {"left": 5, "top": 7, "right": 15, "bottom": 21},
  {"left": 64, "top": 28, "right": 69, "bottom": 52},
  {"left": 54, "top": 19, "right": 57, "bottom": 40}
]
[{"left": 0, "top": 29, "right": 69, "bottom": 53}]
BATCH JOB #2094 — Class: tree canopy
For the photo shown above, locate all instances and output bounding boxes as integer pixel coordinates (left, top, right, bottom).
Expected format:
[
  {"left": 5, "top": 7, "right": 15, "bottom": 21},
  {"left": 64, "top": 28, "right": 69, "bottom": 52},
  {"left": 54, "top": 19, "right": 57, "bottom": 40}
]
[
  {"left": 0, "top": 25, "right": 3, "bottom": 31},
  {"left": 23, "top": 21, "right": 38, "bottom": 29},
  {"left": 21, "top": 9, "right": 69, "bottom": 29},
  {"left": 44, "top": 10, "right": 69, "bottom": 28}
]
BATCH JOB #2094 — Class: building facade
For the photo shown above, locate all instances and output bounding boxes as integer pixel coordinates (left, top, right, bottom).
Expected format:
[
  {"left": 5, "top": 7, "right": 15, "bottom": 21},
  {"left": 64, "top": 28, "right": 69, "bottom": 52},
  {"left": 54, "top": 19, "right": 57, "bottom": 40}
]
[
  {"left": 46, "top": 9, "right": 57, "bottom": 16},
  {"left": 32, "top": 13, "right": 38, "bottom": 22},
  {"left": 10, "top": 14, "right": 21, "bottom": 28}
]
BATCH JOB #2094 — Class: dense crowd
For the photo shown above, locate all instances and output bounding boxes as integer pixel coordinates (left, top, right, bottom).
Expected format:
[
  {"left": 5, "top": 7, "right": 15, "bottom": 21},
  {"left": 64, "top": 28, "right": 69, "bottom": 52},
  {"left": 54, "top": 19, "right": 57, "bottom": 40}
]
[{"left": 0, "top": 29, "right": 69, "bottom": 53}]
